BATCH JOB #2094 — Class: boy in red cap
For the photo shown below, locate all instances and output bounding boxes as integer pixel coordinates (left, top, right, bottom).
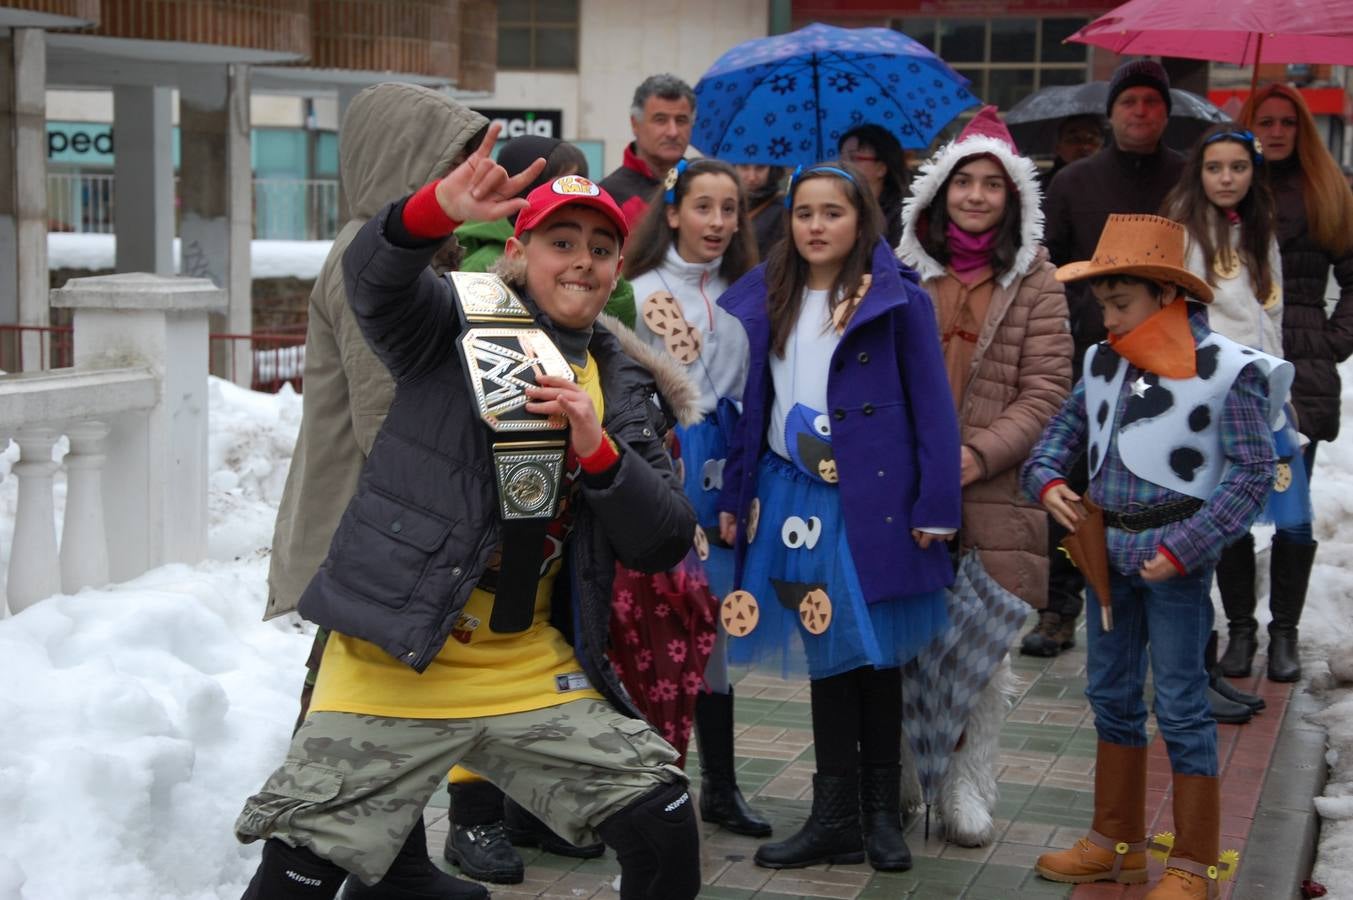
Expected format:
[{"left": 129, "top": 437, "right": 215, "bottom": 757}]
[{"left": 233, "top": 125, "right": 702, "bottom": 900}]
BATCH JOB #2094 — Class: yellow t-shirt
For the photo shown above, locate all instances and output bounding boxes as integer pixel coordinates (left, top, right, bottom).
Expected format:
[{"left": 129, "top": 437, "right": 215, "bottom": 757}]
[{"left": 310, "top": 354, "right": 607, "bottom": 719}]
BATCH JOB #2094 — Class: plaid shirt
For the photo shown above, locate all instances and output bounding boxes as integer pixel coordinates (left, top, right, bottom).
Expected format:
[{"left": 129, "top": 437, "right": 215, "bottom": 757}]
[{"left": 1023, "top": 324, "right": 1275, "bottom": 575}]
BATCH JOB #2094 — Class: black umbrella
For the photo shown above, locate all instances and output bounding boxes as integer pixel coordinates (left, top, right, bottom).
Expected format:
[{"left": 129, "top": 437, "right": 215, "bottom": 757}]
[{"left": 1005, "top": 82, "right": 1229, "bottom": 156}]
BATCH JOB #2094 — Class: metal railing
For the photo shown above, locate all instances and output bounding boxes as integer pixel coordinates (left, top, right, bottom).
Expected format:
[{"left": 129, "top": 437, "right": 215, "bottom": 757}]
[
  {"left": 0, "top": 323, "right": 306, "bottom": 393},
  {"left": 45, "top": 173, "right": 342, "bottom": 241}
]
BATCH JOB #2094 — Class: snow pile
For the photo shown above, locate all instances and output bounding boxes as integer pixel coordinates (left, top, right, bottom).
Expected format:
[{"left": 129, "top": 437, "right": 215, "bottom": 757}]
[
  {"left": 0, "top": 376, "right": 310, "bottom": 899},
  {"left": 47, "top": 233, "right": 333, "bottom": 280}
]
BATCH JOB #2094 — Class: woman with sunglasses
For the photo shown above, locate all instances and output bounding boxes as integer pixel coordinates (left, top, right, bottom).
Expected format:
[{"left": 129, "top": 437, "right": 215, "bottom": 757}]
[{"left": 838, "top": 124, "right": 911, "bottom": 249}]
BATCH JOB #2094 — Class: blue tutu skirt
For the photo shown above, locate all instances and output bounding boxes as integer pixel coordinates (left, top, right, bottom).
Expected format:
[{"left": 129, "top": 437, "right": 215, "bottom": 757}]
[
  {"left": 674, "top": 412, "right": 735, "bottom": 599},
  {"left": 1259, "top": 407, "right": 1313, "bottom": 529},
  {"left": 727, "top": 452, "right": 948, "bottom": 680}
]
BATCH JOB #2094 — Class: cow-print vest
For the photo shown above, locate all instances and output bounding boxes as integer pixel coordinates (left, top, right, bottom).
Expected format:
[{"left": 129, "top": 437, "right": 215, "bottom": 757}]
[{"left": 1083, "top": 334, "right": 1292, "bottom": 500}]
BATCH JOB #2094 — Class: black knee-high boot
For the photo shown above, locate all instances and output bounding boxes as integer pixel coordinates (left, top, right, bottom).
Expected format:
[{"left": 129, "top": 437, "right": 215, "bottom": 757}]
[
  {"left": 753, "top": 671, "right": 865, "bottom": 869},
  {"left": 1268, "top": 539, "right": 1317, "bottom": 682},
  {"left": 241, "top": 839, "right": 346, "bottom": 900},
  {"left": 1216, "top": 534, "right": 1259, "bottom": 677},
  {"left": 694, "top": 689, "right": 772, "bottom": 836},
  {"left": 857, "top": 667, "right": 911, "bottom": 871}
]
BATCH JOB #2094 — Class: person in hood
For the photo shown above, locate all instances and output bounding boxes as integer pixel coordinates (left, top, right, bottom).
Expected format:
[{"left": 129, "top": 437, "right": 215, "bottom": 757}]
[
  {"left": 897, "top": 105, "right": 1072, "bottom": 847},
  {"left": 235, "top": 129, "right": 703, "bottom": 900},
  {"left": 624, "top": 157, "right": 766, "bottom": 837},
  {"left": 261, "top": 81, "right": 491, "bottom": 900},
  {"left": 601, "top": 74, "right": 695, "bottom": 230}
]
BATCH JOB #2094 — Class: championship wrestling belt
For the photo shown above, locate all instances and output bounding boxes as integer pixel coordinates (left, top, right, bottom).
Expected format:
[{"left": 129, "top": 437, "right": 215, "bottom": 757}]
[{"left": 451, "top": 271, "right": 574, "bottom": 634}]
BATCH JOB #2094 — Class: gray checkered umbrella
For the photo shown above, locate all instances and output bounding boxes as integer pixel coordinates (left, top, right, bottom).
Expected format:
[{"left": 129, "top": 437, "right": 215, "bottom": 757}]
[{"left": 901, "top": 551, "right": 1027, "bottom": 812}]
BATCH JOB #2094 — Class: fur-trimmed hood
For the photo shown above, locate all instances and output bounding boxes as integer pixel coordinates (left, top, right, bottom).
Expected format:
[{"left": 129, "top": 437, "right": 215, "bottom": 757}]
[
  {"left": 598, "top": 312, "right": 703, "bottom": 427},
  {"left": 490, "top": 253, "right": 702, "bottom": 426},
  {"left": 898, "top": 134, "right": 1045, "bottom": 290}
]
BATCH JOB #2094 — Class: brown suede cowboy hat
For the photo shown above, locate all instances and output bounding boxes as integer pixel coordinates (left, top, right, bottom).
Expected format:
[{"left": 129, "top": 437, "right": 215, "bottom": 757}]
[{"left": 1055, "top": 214, "right": 1214, "bottom": 303}]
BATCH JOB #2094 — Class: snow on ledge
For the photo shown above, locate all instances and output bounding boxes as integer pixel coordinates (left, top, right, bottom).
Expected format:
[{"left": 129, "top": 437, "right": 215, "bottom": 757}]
[{"left": 48, "top": 233, "right": 334, "bottom": 280}]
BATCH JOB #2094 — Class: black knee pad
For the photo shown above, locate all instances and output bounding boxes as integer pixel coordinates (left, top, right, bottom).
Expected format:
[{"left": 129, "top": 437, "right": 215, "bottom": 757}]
[
  {"left": 241, "top": 838, "right": 346, "bottom": 900},
  {"left": 596, "top": 780, "right": 701, "bottom": 900}
]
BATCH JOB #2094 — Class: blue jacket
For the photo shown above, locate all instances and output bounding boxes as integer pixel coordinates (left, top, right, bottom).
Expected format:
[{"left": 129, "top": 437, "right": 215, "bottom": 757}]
[{"left": 716, "top": 239, "right": 963, "bottom": 602}]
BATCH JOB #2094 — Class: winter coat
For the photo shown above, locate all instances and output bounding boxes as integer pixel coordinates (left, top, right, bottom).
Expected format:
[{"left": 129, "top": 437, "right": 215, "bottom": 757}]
[
  {"left": 266, "top": 84, "right": 488, "bottom": 620},
  {"left": 899, "top": 133, "right": 1073, "bottom": 607},
  {"left": 295, "top": 201, "right": 697, "bottom": 716},
  {"left": 716, "top": 239, "right": 963, "bottom": 602},
  {"left": 1043, "top": 142, "right": 1185, "bottom": 371},
  {"left": 1266, "top": 156, "right": 1353, "bottom": 442},
  {"left": 600, "top": 143, "right": 663, "bottom": 231}
]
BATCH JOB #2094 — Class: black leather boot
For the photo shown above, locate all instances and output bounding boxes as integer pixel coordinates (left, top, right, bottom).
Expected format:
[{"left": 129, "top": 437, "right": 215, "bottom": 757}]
[
  {"left": 242, "top": 839, "right": 346, "bottom": 900},
  {"left": 1268, "top": 540, "right": 1317, "bottom": 683},
  {"left": 346, "top": 817, "right": 489, "bottom": 899},
  {"left": 694, "top": 690, "right": 772, "bottom": 837},
  {"left": 503, "top": 796, "right": 605, "bottom": 859},
  {"left": 1205, "top": 630, "right": 1264, "bottom": 714},
  {"left": 443, "top": 781, "right": 524, "bottom": 885},
  {"left": 1019, "top": 609, "right": 1063, "bottom": 658},
  {"left": 859, "top": 765, "right": 912, "bottom": 871},
  {"left": 754, "top": 773, "right": 865, "bottom": 869},
  {"left": 1216, "top": 534, "right": 1259, "bottom": 677}
]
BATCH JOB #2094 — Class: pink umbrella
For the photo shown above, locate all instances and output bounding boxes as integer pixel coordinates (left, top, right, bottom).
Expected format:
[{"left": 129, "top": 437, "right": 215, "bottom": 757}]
[{"left": 1068, "top": 0, "right": 1353, "bottom": 90}]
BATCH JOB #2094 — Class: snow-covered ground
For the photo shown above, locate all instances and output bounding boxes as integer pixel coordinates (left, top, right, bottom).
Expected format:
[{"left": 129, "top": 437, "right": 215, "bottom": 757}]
[
  {"left": 48, "top": 233, "right": 332, "bottom": 280},
  {"left": 0, "top": 366, "right": 1350, "bottom": 898}
]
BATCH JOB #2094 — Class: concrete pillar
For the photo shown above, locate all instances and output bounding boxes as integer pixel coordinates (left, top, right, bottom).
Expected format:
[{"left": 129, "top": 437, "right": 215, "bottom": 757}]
[
  {"left": 179, "top": 63, "right": 252, "bottom": 387},
  {"left": 113, "top": 85, "right": 175, "bottom": 275},
  {"left": 51, "top": 273, "right": 220, "bottom": 580},
  {"left": 0, "top": 29, "right": 49, "bottom": 370}
]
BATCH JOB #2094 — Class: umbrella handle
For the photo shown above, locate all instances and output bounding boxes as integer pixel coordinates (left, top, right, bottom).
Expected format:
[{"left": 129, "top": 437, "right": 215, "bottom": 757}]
[{"left": 1101, "top": 604, "right": 1113, "bottom": 632}]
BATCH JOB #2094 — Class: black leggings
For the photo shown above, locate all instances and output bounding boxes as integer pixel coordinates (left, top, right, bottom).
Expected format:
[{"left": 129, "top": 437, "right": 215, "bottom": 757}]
[{"left": 809, "top": 665, "right": 903, "bottom": 776}]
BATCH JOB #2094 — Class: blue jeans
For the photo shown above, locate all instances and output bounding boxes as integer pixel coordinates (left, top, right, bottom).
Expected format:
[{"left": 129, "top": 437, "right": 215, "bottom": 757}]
[
  {"left": 1275, "top": 441, "right": 1318, "bottom": 545},
  {"left": 1085, "top": 571, "right": 1217, "bottom": 776}
]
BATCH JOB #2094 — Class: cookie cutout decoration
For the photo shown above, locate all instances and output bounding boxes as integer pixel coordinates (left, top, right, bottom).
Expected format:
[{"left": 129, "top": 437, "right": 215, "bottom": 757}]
[
  {"left": 1213, "top": 250, "right": 1241, "bottom": 280},
  {"left": 798, "top": 588, "right": 833, "bottom": 635},
  {"left": 818, "top": 457, "right": 839, "bottom": 483},
  {"left": 641, "top": 291, "right": 703, "bottom": 365},
  {"left": 721, "top": 590, "right": 760, "bottom": 637},
  {"left": 693, "top": 523, "right": 711, "bottom": 560},
  {"left": 1274, "top": 459, "right": 1293, "bottom": 493}
]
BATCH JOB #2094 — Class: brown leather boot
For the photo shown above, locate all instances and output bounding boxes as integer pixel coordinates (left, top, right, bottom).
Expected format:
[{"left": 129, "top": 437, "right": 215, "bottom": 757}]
[
  {"left": 1145, "top": 773, "right": 1222, "bottom": 899},
  {"left": 1035, "top": 741, "right": 1148, "bottom": 884}
]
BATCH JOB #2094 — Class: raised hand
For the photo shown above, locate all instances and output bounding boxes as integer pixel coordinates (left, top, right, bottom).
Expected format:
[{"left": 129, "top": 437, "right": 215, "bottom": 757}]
[{"left": 433, "top": 122, "right": 548, "bottom": 224}]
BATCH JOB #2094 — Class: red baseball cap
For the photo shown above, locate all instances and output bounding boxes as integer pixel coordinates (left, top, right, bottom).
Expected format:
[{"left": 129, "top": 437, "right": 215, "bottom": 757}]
[{"left": 513, "top": 175, "right": 629, "bottom": 244}]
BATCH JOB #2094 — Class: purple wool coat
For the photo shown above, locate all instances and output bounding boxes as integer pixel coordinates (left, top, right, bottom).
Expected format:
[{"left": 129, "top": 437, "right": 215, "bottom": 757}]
[{"left": 716, "top": 239, "right": 963, "bottom": 603}]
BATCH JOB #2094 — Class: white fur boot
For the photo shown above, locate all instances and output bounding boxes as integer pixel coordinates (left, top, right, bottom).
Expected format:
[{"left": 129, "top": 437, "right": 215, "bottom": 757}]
[{"left": 937, "top": 653, "right": 1019, "bottom": 847}]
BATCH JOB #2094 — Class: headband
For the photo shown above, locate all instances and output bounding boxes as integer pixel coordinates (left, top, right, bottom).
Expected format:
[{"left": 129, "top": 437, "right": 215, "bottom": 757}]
[
  {"left": 784, "top": 165, "right": 858, "bottom": 208},
  {"left": 1203, "top": 129, "right": 1264, "bottom": 165},
  {"left": 663, "top": 158, "right": 690, "bottom": 205}
]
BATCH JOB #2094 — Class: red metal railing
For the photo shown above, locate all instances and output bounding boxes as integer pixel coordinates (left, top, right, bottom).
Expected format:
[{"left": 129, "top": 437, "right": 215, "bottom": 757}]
[{"left": 0, "top": 323, "right": 306, "bottom": 394}]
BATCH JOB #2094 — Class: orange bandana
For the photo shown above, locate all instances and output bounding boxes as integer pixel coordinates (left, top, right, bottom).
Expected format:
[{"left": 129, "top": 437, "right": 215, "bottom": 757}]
[{"left": 1106, "top": 298, "right": 1197, "bottom": 378}]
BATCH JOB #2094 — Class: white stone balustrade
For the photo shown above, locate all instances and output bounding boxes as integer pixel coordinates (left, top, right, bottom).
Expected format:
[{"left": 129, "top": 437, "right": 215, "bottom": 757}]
[{"left": 1, "top": 273, "right": 221, "bottom": 616}]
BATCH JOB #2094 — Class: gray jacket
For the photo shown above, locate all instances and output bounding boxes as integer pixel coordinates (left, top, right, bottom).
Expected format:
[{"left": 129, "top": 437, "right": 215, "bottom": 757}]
[
  {"left": 296, "top": 202, "right": 697, "bottom": 715},
  {"left": 266, "top": 83, "right": 488, "bottom": 619}
]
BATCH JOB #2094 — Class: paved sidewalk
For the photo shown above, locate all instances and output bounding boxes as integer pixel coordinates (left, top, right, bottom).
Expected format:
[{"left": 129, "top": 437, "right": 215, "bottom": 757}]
[{"left": 421, "top": 612, "right": 1308, "bottom": 899}]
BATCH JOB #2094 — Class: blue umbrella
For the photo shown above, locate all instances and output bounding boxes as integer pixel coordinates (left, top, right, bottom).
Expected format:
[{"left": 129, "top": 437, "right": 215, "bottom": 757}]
[{"left": 693, "top": 23, "right": 980, "bottom": 166}]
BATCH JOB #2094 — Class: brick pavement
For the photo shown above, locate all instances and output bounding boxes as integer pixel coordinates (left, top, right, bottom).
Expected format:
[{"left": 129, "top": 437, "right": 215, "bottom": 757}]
[{"left": 420, "top": 612, "right": 1300, "bottom": 899}]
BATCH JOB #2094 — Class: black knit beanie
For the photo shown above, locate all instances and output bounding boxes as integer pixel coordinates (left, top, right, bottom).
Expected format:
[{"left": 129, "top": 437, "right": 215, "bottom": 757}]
[{"left": 1105, "top": 60, "right": 1172, "bottom": 116}]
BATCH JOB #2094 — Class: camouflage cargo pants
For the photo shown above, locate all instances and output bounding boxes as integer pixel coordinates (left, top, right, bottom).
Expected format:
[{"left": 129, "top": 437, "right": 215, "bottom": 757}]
[{"left": 235, "top": 698, "right": 685, "bottom": 885}]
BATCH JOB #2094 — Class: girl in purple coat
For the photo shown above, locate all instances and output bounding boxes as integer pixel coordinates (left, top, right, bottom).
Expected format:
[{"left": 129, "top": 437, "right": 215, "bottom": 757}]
[{"left": 716, "top": 165, "right": 962, "bottom": 872}]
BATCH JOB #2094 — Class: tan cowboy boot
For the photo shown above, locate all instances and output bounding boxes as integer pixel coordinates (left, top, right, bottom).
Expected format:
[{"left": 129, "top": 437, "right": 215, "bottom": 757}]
[
  {"left": 1035, "top": 741, "right": 1148, "bottom": 884},
  {"left": 1145, "top": 773, "right": 1222, "bottom": 899}
]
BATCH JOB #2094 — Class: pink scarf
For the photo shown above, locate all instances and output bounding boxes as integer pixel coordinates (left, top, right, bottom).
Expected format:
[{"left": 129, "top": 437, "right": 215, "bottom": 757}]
[{"left": 946, "top": 222, "right": 997, "bottom": 282}]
